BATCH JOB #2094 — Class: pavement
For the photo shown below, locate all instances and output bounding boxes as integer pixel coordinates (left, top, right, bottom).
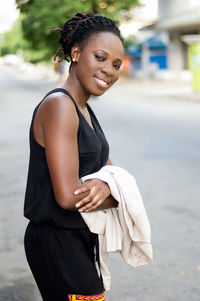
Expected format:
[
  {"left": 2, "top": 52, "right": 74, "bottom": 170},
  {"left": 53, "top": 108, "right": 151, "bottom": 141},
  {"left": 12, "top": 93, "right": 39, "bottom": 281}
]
[{"left": 0, "top": 65, "right": 200, "bottom": 301}]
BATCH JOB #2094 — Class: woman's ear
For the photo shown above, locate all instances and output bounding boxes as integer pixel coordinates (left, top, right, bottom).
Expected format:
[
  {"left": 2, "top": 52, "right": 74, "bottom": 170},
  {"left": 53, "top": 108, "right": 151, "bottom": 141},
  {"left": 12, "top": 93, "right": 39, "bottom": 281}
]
[{"left": 71, "top": 44, "right": 81, "bottom": 62}]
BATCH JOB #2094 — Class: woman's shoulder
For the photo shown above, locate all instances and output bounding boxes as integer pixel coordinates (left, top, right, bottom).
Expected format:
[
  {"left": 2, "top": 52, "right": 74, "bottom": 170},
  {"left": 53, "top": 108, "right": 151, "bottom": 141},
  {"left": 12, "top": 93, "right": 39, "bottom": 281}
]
[
  {"left": 41, "top": 90, "right": 75, "bottom": 111},
  {"left": 36, "top": 90, "right": 79, "bottom": 129}
]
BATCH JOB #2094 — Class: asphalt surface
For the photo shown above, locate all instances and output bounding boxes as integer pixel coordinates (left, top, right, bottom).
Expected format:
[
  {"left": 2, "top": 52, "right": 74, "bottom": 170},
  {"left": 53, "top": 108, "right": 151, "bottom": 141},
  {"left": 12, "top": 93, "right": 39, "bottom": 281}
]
[{"left": 0, "top": 66, "right": 200, "bottom": 301}]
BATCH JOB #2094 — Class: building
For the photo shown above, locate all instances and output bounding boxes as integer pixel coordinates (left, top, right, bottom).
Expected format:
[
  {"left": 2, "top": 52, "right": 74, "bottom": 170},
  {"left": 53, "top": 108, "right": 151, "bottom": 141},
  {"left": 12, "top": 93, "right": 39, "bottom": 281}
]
[
  {"left": 120, "top": 0, "right": 200, "bottom": 80},
  {"left": 154, "top": 0, "right": 200, "bottom": 71}
]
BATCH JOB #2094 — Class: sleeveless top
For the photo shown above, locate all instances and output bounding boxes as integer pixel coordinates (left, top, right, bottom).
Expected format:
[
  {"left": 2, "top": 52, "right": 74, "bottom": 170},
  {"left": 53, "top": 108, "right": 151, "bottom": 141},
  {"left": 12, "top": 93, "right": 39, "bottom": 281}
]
[{"left": 24, "top": 88, "right": 109, "bottom": 228}]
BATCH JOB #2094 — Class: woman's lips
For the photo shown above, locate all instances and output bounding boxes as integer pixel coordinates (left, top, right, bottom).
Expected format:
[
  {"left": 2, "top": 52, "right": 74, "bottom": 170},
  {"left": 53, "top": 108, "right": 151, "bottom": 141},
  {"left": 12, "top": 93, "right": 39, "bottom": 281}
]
[{"left": 94, "top": 76, "right": 110, "bottom": 89}]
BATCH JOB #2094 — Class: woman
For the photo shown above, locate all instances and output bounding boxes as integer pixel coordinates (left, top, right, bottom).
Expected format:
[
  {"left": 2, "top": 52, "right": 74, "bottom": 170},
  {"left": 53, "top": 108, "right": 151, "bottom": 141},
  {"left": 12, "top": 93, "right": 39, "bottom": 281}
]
[{"left": 24, "top": 12, "right": 124, "bottom": 301}]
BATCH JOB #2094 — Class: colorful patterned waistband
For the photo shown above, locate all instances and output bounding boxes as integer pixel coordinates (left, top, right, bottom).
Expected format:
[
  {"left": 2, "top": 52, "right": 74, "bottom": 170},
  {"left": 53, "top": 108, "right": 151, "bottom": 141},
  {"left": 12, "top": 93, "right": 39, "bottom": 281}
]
[{"left": 68, "top": 292, "right": 105, "bottom": 301}]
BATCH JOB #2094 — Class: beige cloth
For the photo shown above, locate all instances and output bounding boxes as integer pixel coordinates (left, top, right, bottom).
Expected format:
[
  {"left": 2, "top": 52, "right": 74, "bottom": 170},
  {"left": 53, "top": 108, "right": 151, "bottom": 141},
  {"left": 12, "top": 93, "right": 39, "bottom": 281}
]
[{"left": 81, "top": 165, "right": 153, "bottom": 290}]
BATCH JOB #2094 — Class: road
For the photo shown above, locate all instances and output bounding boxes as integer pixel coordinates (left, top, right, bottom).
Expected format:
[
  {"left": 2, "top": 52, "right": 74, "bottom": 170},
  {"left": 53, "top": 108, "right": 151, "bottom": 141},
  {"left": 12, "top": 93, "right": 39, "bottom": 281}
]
[{"left": 0, "top": 66, "right": 200, "bottom": 301}]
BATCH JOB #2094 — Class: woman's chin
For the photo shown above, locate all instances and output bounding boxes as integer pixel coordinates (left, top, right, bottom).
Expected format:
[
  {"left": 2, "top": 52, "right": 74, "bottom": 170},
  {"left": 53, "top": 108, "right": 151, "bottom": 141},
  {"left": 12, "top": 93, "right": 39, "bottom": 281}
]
[{"left": 91, "top": 89, "right": 108, "bottom": 97}]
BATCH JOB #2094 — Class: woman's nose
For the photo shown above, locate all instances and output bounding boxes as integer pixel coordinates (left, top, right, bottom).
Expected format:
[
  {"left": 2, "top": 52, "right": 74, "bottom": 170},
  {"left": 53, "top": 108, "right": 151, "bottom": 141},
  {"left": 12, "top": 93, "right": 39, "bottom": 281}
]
[{"left": 101, "top": 61, "right": 114, "bottom": 76}]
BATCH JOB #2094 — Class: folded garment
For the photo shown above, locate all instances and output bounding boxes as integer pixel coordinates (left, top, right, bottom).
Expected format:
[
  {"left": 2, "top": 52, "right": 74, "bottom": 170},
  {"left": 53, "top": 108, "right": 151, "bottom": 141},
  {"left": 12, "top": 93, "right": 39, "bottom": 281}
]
[{"left": 81, "top": 165, "right": 153, "bottom": 290}]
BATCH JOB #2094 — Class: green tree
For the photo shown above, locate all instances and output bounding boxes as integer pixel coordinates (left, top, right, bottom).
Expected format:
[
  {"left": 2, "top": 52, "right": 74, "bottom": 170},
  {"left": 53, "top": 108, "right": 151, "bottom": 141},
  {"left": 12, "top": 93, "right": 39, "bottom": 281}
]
[
  {"left": 0, "top": 18, "right": 28, "bottom": 57},
  {"left": 14, "top": 0, "right": 140, "bottom": 63}
]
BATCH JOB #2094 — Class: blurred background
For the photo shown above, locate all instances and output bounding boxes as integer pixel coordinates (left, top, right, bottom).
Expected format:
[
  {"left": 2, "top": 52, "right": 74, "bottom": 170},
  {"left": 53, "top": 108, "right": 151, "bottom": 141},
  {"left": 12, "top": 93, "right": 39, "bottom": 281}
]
[{"left": 0, "top": 1, "right": 200, "bottom": 300}]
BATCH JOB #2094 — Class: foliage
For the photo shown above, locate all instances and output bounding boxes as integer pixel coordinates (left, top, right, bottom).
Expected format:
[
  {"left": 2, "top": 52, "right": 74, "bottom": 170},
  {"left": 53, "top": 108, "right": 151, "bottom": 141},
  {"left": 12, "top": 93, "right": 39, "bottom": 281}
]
[
  {"left": 123, "top": 36, "right": 138, "bottom": 51},
  {"left": 0, "top": 19, "right": 27, "bottom": 57},
  {"left": 2, "top": 0, "right": 140, "bottom": 63}
]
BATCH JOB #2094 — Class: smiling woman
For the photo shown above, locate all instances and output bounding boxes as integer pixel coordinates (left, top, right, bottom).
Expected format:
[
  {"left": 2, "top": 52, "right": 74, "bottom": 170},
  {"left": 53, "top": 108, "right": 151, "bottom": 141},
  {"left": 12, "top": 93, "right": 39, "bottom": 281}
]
[{"left": 23, "top": 11, "right": 124, "bottom": 301}]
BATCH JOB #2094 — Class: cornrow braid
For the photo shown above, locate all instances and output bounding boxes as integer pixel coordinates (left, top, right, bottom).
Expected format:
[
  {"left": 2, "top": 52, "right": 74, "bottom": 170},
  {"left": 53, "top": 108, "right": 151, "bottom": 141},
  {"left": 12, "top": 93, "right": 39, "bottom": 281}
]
[{"left": 50, "top": 12, "right": 123, "bottom": 63}]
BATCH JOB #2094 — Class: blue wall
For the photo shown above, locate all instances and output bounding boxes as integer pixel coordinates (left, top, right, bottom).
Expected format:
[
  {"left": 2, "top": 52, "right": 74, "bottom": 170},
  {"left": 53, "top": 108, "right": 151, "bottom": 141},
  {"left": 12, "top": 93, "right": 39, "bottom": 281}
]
[{"left": 149, "top": 55, "right": 167, "bottom": 69}]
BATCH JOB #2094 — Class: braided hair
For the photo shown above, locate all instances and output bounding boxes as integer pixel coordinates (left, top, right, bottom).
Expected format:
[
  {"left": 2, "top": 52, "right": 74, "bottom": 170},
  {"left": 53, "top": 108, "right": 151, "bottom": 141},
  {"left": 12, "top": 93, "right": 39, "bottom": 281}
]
[{"left": 50, "top": 12, "right": 123, "bottom": 64}]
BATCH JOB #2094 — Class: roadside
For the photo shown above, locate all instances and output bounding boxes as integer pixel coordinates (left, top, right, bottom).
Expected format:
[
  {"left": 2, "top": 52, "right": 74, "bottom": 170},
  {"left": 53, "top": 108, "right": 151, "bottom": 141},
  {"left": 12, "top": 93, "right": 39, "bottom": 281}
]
[
  {"left": 117, "top": 78, "right": 200, "bottom": 104},
  {"left": 1, "top": 62, "right": 199, "bottom": 104}
]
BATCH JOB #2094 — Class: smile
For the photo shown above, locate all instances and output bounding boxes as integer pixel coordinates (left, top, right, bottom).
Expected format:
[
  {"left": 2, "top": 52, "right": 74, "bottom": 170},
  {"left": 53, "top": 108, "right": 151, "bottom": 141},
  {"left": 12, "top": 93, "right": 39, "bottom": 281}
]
[{"left": 94, "top": 76, "right": 110, "bottom": 89}]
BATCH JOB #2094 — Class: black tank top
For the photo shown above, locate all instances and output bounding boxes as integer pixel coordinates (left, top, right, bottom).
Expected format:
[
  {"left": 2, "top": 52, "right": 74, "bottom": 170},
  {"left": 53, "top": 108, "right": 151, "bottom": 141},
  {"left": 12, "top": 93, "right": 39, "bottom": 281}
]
[{"left": 24, "top": 88, "right": 109, "bottom": 228}]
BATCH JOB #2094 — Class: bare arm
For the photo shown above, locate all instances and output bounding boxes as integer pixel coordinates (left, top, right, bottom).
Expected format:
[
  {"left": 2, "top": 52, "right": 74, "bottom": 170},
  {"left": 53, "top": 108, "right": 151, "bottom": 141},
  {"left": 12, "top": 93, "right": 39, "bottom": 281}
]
[
  {"left": 74, "top": 157, "right": 118, "bottom": 212},
  {"left": 40, "top": 93, "right": 90, "bottom": 210},
  {"left": 40, "top": 94, "right": 116, "bottom": 212}
]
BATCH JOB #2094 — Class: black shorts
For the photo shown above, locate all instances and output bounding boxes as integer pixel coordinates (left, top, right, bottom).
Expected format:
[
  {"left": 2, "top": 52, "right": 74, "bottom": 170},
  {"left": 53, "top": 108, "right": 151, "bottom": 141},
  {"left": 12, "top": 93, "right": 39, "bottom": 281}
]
[{"left": 24, "top": 222, "right": 104, "bottom": 301}]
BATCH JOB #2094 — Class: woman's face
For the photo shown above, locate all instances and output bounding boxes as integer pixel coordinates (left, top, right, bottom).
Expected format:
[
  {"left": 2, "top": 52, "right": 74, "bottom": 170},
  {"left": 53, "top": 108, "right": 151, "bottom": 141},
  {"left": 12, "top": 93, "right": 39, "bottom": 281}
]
[{"left": 73, "top": 31, "right": 124, "bottom": 96}]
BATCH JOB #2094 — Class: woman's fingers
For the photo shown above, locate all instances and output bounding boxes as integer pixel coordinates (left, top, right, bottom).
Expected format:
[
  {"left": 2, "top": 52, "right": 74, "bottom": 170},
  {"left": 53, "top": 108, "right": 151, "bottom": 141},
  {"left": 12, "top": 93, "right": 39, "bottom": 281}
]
[
  {"left": 74, "top": 184, "right": 90, "bottom": 196},
  {"left": 74, "top": 179, "right": 110, "bottom": 211},
  {"left": 84, "top": 199, "right": 103, "bottom": 212},
  {"left": 78, "top": 197, "right": 103, "bottom": 212},
  {"left": 75, "top": 193, "right": 94, "bottom": 209}
]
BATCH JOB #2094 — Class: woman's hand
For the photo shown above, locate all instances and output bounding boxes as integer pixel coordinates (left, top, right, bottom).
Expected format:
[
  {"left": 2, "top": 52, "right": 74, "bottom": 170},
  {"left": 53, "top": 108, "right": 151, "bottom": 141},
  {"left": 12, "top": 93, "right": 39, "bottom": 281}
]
[{"left": 74, "top": 179, "right": 111, "bottom": 212}]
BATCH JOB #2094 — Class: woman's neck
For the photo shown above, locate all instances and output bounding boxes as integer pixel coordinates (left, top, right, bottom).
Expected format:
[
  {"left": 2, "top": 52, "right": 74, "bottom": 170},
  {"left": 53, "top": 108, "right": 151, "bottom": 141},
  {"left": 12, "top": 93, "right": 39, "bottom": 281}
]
[{"left": 59, "top": 73, "right": 90, "bottom": 109}]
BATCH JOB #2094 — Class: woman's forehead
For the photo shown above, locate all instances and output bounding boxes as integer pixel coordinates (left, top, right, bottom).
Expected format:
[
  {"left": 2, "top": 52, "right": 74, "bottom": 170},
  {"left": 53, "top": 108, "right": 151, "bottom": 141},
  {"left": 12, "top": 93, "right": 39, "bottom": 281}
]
[{"left": 84, "top": 32, "right": 124, "bottom": 58}]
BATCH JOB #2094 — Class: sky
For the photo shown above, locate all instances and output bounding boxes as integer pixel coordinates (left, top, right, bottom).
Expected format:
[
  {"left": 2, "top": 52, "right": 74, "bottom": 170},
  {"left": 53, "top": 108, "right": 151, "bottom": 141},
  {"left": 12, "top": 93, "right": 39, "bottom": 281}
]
[
  {"left": 120, "top": 0, "right": 158, "bottom": 38},
  {"left": 0, "top": 0, "right": 158, "bottom": 35},
  {"left": 0, "top": 0, "right": 19, "bottom": 33}
]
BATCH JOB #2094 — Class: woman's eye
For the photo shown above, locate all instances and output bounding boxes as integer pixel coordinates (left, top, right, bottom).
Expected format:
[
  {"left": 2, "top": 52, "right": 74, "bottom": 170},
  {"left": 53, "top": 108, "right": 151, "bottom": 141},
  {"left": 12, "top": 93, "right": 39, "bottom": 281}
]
[
  {"left": 95, "top": 55, "right": 105, "bottom": 62},
  {"left": 113, "top": 64, "right": 121, "bottom": 70}
]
